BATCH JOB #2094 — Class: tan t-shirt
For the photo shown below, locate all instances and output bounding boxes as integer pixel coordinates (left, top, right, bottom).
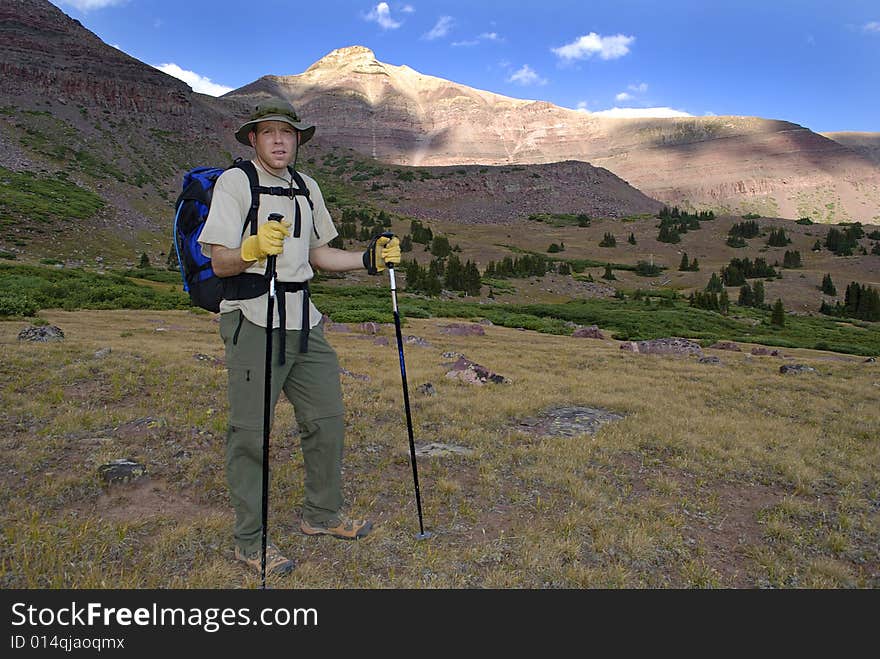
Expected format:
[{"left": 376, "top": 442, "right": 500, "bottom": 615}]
[{"left": 198, "top": 161, "right": 338, "bottom": 329}]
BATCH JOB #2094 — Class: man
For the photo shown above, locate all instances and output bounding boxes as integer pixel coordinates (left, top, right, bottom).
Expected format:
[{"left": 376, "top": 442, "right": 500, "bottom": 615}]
[{"left": 199, "top": 99, "right": 400, "bottom": 575}]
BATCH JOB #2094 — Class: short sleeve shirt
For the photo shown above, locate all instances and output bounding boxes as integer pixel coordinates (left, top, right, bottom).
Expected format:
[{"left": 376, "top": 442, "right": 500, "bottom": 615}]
[{"left": 198, "top": 161, "right": 338, "bottom": 329}]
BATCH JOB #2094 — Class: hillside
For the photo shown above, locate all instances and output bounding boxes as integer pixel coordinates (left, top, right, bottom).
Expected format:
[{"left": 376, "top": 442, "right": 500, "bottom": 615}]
[
  {"left": 228, "top": 45, "right": 880, "bottom": 223},
  {"left": 822, "top": 132, "right": 880, "bottom": 167},
  {"left": 0, "top": 2, "right": 659, "bottom": 265}
]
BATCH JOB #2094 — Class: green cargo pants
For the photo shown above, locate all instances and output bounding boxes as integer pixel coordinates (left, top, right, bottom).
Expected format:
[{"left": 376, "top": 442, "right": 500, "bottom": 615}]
[{"left": 220, "top": 310, "right": 345, "bottom": 556}]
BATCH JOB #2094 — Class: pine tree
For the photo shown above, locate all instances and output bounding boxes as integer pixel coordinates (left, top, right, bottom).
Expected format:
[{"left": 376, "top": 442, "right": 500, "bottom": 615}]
[
  {"left": 139, "top": 252, "right": 150, "bottom": 268},
  {"left": 430, "top": 235, "right": 451, "bottom": 257},
  {"left": 628, "top": 233, "right": 637, "bottom": 245},
  {"left": 719, "top": 290, "right": 730, "bottom": 314},
  {"left": 738, "top": 283, "right": 754, "bottom": 307},
  {"left": 599, "top": 232, "right": 616, "bottom": 247},
  {"left": 464, "top": 261, "right": 482, "bottom": 296},
  {"left": 658, "top": 224, "right": 681, "bottom": 243},
  {"left": 444, "top": 254, "right": 463, "bottom": 291},
  {"left": 679, "top": 253, "right": 690, "bottom": 271},
  {"left": 771, "top": 299, "right": 785, "bottom": 327},
  {"left": 863, "top": 286, "right": 880, "bottom": 321},
  {"left": 689, "top": 257, "right": 700, "bottom": 272},
  {"left": 753, "top": 280, "right": 765, "bottom": 308},
  {"left": 767, "top": 228, "right": 791, "bottom": 247},
  {"left": 165, "top": 247, "right": 178, "bottom": 272},
  {"left": 821, "top": 273, "right": 836, "bottom": 296},
  {"left": 783, "top": 250, "right": 802, "bottom": 268},
  {"left": 602, "top": 264, "right": 616, "bottom": 280},
  {"left": 705, "top": 272, "right": 724, "bottom": 293}
]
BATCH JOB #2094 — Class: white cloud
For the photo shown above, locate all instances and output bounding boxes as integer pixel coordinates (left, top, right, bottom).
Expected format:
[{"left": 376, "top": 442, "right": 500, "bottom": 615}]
[
  {"left": 55, "top": 0, "right": 126, "bottom": 9},
  {"left": 552, "top": 32, "right": 635, "bottom": 61},
  {"left": 424, "top": 16, "right": 454, "bottom": 40},
  {"left": 365, "top": 2, "right": 402, "bottom": 30},
  {"left": 614, "top": 82, "right": 647, "bottom": 103},
  {"left": 864, "top": 21, "right": 880, "bottom": 33},
  {"left": 575, "top": 101, "right": 590, "bottom": 113},
  {"left": 508, "top": 64, "right": 547, "bottom": 86},
  {"left": 452, "top": 31, "right": 503, "bottom": 47},
  {"left": 154, "top": 63, "right": 233, "bottom": 97},
  {"left": 592, "top": 107, "right": 693, "bottom": 118},
  {"left": 401, "top": 4, "right": 415, "bottom": 13}
]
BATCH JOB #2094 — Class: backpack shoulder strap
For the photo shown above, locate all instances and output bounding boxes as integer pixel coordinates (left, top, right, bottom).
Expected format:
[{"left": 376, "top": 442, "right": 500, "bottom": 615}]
[
  {"left": 229, "top": 159, "right": 260, "bottom": 236},
  {"left": 288, "top": 167, "right": 314, "bottom": 210}
]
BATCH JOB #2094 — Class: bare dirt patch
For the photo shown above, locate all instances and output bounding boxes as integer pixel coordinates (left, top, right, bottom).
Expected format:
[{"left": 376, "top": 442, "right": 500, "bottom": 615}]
[
  {"left": 614, "top": 451, "right": 793, "bottom": 588},
  {"left": 88, "top": 477, "right": 222, "bottom": 524}
]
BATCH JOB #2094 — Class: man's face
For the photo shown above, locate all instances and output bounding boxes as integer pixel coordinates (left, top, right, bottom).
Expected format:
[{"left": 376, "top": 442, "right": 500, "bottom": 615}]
[{"left": 249, "top": 120, "right": 298, "bottom": 173}]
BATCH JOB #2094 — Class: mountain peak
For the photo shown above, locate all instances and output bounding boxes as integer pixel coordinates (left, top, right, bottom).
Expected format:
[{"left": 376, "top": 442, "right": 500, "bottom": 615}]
[{"left": 306, "top": 45, "right": 380, "bottom": 72}]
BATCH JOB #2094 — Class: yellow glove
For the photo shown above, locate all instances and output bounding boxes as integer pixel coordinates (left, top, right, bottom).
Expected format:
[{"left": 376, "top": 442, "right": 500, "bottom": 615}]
[
  {"left": 363, "top": 233, "right": 401, "bottom": 274},
  {"left": 240, "top": 220, "right": 291, "bottom": 263}
]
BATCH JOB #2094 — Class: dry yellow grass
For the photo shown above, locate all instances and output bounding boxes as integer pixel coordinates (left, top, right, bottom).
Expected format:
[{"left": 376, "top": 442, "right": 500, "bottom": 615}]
[{"left": 1, "top": 309, "right": 878, "bottom": 588}]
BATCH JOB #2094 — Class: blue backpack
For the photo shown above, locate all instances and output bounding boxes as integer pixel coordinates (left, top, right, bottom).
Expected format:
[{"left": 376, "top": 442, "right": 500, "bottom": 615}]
[{"left": 172, "top": 159, "right": 313, "bottom": 312}]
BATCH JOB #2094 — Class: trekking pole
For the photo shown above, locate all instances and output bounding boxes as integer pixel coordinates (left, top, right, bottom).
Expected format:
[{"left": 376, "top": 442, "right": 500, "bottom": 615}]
[
  {"left": 386, "top": 256, "right": 431, "bottom": 540},
  {"left": 260, "top": 212, "right": 284, "bottom": 588}
]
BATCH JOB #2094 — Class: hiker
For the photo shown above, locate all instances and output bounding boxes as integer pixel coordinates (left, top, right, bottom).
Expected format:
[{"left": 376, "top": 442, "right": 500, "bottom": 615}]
[{"left": 198, "top": 99, "right": 401, "bottom": 575}]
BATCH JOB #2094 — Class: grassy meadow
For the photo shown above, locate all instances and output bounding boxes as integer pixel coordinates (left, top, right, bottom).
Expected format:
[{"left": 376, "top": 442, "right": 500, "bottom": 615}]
[{"left": 1, "top": 307, "right": 878, "bottom": 588}]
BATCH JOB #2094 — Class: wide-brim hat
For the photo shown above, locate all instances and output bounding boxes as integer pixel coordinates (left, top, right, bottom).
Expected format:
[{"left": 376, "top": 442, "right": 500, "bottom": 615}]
[{"left": 234, "top": 100, "right": 315, "bottom": 146}]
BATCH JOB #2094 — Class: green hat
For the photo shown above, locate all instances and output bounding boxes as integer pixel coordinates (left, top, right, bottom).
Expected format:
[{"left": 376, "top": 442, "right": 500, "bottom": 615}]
[{"left": 234, "top": 99, "right": 315, "bottom": 146}]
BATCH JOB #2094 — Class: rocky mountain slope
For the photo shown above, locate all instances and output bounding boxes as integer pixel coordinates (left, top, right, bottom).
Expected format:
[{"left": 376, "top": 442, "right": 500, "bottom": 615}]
[
  {"left": 0, "top": 1, "right": 661, "bottom": 263},
  {"left": 229, "top": 45, "right": 880, "bottom": 224},
  {"left": 822, "top": 132, "right": 880, "bottom": 167}
]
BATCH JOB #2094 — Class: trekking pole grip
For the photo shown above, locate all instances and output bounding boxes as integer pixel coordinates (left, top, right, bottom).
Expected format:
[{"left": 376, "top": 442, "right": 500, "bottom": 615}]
[{"left": 265, "top": 213, "right": 284, "bottom": 289}]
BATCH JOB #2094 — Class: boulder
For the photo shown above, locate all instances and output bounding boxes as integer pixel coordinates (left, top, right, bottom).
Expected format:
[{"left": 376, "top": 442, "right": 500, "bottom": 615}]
[
  {"left": 780, "top": 364, "right": 817, "bottom": 375},
  {"left": 445, "top": 357, "right": 510, "bottom": 385},
  {"left": 18, "top": 325, "right": 64, "bottom": 342},
  {"left": 572, "top": 325, "right": 605, "bottom": 339},
  {"left": 620, "top": 337, "right": 703, "bottom": 356},
  {"left": 98, "top": 458, "right": 146, "bottom": 485},
  {"left": 358, "top": 322, "right": 381, "bottom": 335},
  {"left": 751, "top": 347, "right": 783, "bottom": 357},
  {"left": 709, "top": 341, "right": 741, "bottom": 351}
]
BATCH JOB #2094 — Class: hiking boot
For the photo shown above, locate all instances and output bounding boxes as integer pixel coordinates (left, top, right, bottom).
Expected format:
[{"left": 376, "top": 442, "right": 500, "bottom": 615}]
[
  {"left": 234, "top": 544, "right": 295, "bottom": 575},
  {"left": 301, "top": 517, "right": 373, "bottom": 540}
]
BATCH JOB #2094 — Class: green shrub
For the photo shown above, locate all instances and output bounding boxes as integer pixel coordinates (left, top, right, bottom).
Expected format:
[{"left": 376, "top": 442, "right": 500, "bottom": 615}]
[{"left": 0, "top": 292, "right": 38, "bottom": 316}]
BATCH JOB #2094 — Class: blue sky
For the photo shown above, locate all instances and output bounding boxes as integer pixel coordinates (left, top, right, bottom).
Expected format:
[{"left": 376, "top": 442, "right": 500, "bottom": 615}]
[{"left": 50, "top": 0, "right": 880, "bottom": 132}]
